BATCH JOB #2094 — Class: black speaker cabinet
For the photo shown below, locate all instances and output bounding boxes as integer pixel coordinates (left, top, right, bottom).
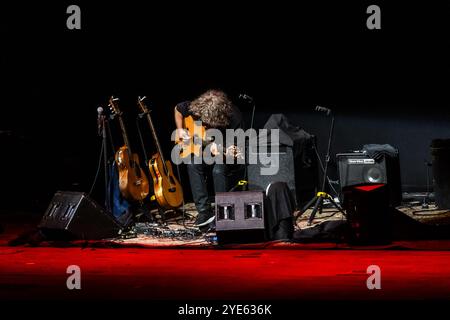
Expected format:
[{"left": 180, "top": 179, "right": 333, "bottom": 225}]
[
  {"left": 215, "top": 191, "right": 266, "bottom": 244},
  {"left": 336, "top": 152, "right": 402, "bottom": 206},
  {"left": 343, "top": 184, "right": 392, "bottom": 245},
  {"left": 248, "top": 146, "right": 295, "bottom": 198},
  {"left": 247, "top": 145, "right": 317, "bottom": 207},
  {"left": 39, "top": 191, "right": 122, "bottom": 240}
]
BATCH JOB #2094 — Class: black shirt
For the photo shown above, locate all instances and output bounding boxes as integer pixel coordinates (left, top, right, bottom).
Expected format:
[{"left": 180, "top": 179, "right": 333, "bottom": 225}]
[{"left": 176, "top": 101, "right": 244, "bottom": 130}]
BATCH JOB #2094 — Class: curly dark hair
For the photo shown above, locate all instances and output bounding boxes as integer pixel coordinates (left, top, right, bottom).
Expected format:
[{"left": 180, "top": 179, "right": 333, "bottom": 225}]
[{"left": 189, "top": 90, "right": 233, "bottom": 128}]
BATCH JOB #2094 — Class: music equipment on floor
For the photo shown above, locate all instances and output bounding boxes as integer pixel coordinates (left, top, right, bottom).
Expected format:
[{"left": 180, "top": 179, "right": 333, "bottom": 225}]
[
  {"left": 176, "top": 115, "right": 243, "bottom": 159},
  {"left": 342, "top": 184, "right": 392, "bottom": 245},
  {"left": 109, "top": 96, "right": 150, "bottom": 202},
  {"left": 215, "top": 191, "right": 266, "bottom": 244},
  {"left": 38, "top": 191, "right": 122, "bottom": 240},
  {"left": 336, "top": 151, "right": 402, "bottom": 206},
  {"left": 137, "top": 96, "right": 183, "bottom": 209},
  {"left": 129, "top": 222, "right": 202, "bottom": 239},
  {"left": 431, "top": 139, "right": 450, "bottom": 209}
]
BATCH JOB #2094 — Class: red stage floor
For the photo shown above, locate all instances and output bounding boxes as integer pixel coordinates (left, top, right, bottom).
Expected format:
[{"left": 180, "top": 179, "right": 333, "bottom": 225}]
[
  {"left": 2, "top": 212, "right": 450, "bottom": 302},
  {"left": 1, "top": 246, "right": 450, "bottom": 300}
]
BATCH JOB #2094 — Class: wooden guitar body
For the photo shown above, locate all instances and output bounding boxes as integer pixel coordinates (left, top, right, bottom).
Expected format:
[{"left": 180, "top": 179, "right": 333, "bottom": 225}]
[
  {"left": 148, "top": 153, "right": 183, "bottom": 209},
  {"left": 177, "top": 115, "right": 205, "bottom": 158},
  {"left": 176, "top": 115, "right": 244, "bottom": 160},
  {"left": 115, "top": 146, "right": 150, "bottom": 202}
]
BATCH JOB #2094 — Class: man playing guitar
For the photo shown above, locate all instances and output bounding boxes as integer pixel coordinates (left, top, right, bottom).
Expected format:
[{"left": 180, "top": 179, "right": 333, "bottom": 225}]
[{"left": 174, "top": 89, "right": 245, "bottom": 232}]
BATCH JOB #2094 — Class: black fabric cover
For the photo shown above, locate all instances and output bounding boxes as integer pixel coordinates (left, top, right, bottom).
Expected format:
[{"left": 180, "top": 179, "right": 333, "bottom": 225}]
[
  {"left": 265, "top": 181, "right": 295, "bottom": 240},
  {"left": 362, "top": 144, "right": 398, "bottom": 161},
  {"left": 258, "top": 113, "right": 314, "bottom": 161}
]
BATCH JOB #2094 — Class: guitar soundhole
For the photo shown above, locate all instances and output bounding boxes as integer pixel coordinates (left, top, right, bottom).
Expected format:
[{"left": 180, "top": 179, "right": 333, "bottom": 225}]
[{"left": 168, "top": 187, "right": 176, "bottom": 193}]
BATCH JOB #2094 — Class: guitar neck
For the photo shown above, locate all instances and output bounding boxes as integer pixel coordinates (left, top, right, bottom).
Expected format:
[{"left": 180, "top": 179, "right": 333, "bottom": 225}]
[
  {"left": 145, "top": 111, "right": 168, "bottom": 169},
  {"left": 117, "top": 115, "right": 132, "bottom": 155}
]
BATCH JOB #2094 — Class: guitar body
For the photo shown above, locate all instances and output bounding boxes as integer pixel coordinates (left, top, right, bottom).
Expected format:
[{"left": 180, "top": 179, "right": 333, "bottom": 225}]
[
  {"left": 177, "top": 115, "right": 205, "bottom": 158},
  {"left": 176, "top": 115, "right": 244, "bottom": 160},
  {"left": 115, "top": 146, "right": 150, "bottom": 202},
  {"left": 149, "top": 153, "right": 184, "bottom": 209},
  {"left": 137, "top": 96, "right": 184, "bottom": 210}
]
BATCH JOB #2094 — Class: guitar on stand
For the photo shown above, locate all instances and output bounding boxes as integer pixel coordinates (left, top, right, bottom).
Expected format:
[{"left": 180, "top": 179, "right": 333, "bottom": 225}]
[
  {"left": 137, "top": 96, "right": 183, "bottom": 210},
  {"left": 109, "top": 96, "right": 150, "bottom": 202}
]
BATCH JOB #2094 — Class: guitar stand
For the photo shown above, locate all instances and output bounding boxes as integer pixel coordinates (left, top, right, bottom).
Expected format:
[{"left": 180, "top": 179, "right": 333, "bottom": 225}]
[
  {"left": 132, "top": 202, "right": 156, "bottom": 223},
  {"left": 157, "top": 207, "right": 168, "bottom": 224}
]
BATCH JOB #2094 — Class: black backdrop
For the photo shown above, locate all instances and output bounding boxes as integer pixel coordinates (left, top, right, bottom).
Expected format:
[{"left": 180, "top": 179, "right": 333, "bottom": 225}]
[{"left": 1, "top": 1, "right": 449, "bottom": 211}]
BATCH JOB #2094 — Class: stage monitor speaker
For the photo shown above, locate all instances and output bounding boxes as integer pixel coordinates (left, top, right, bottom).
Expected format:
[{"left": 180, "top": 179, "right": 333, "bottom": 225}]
[
  {"left": 215, "top": 191, "right": 266, "bottom": 244},
  {"left": 38, "top": 191, "right": 122, "bottom": 240},
  {"left": 342, "top": 184, "right": 392, "bottom": 245},
  {"left": 336, "top": 152, "right": 402, "bottom": 206}
]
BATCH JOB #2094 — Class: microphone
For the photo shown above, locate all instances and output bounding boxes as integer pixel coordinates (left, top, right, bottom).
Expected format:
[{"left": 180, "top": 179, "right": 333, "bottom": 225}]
[
  {"left": 239, "top": 93, "right": 254, "bottom": 102},
  {"left": 97, "top": 107, "right": 104, "bottom": 136},
  {"left": 315, "top": 105, "right": 331, "bottom": 116}
]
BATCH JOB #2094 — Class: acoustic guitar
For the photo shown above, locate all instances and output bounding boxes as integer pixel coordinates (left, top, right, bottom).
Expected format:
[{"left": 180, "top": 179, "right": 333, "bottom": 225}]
[
  {"left": 176, "top": 115, "right": 243, "bottom": 159},
  {"left": 109, "top": 96, "right": 150, "bottom": 202},
  {"left": 138, "top": 96, "right": 183, "bottom": 209}
]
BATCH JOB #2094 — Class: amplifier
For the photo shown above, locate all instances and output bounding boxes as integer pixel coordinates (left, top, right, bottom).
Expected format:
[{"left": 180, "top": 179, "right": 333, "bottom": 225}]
[{"left": 336, "top": 152, "right": 402, "bottom": 206}]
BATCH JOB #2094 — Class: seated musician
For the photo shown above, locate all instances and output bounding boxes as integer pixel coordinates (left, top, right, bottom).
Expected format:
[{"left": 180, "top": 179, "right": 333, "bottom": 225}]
[{"left": 174, "top": 89, "right": 245, "bottom": 232}]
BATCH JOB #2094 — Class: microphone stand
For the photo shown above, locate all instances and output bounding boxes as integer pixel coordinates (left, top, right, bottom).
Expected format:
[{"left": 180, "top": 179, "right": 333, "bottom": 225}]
[
  {"left": 229, "top": 94, "right": 255, "bottom": 192},
  {"left": 243, "top": 95, "right": 256, "bottom": 190},
  {"left": 295, "top": 108, "right": 346, "bottom": 225},
  {"left": 99, "top": 113, "right": 111, "bottom": 212}
]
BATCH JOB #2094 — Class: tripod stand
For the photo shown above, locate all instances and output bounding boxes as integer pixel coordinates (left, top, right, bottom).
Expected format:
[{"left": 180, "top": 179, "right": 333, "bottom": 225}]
[
  {"left": 296, "top": 106, "right": 346, "bottom": 225},
  {"left": 228, "top": 93, "right": 256, "bottom": 192}
]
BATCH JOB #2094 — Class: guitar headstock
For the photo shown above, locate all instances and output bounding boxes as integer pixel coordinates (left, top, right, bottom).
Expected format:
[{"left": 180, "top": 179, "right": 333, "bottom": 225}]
[
  {"left": 137, "top": 96, "right": 149, "bottom": 114},
  {"left": 108, "top": 96, "right": 121, "bottom": 117}
]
